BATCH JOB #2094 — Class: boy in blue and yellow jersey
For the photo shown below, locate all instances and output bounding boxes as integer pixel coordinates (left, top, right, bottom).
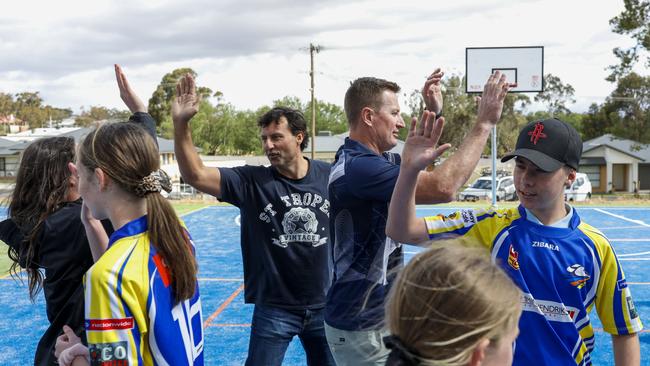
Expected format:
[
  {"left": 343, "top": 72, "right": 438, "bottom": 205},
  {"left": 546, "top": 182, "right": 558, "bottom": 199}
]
[{"left": 386, "top": 118, "right": 642, "bottom": 365}]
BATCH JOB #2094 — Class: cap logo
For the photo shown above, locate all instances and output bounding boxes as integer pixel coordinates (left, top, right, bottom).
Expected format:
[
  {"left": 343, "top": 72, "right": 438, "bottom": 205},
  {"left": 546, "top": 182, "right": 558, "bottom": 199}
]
[{"left": 528, "top": 122, "right": 547, "bottom": 145}]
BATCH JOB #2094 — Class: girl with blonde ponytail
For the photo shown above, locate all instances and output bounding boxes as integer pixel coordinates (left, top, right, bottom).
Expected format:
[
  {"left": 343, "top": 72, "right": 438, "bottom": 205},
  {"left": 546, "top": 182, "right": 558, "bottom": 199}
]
[
  {"left": 385, "top": 242, "right": 521, "bottom": 366},
  {"left": 55, "top": 122, "right": 203, "bottom": 366}
]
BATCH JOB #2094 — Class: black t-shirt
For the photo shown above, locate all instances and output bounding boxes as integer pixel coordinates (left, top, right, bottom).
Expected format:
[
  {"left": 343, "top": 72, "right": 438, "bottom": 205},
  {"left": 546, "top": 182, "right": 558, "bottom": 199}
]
[
  {"left": 0, "top": 112, "right": 151, "bottom": 366},
  {"left": 219, "top": 159, "right": 331, "bottom": 309},
  {"left": 0, "top": 200, "right": 94, "bottom": 365}
]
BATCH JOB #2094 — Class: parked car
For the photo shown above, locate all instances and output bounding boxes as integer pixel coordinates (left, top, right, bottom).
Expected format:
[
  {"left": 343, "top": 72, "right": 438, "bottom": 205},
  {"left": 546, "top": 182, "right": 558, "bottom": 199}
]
[
  {"left": 565, "top": 173, "right": 592, "bottom": 201},
  {"left": 459, "top": 175, "right": 516, "bottom": 202}
]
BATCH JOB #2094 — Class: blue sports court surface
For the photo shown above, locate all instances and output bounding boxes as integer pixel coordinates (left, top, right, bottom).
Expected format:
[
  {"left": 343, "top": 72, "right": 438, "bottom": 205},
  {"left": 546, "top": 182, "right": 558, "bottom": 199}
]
[{"left": 0, "top": 205, "right": 649, "bottom": 365}]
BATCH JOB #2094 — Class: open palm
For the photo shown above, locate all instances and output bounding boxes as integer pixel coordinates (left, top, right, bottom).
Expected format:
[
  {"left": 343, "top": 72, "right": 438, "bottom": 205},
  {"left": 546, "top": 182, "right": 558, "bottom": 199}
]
[
  {"left": 401, "top": 111, "right": 451, "bottom": 172},
  {"left": 171, "top": 74, "right": 201, "bottom": 124}
]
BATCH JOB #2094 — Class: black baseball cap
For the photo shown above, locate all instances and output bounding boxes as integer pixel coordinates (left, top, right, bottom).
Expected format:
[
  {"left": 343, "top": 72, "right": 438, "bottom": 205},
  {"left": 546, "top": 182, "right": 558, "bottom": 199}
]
[{"left": 501, "top": 118, "right": 582, "bottom": 172}]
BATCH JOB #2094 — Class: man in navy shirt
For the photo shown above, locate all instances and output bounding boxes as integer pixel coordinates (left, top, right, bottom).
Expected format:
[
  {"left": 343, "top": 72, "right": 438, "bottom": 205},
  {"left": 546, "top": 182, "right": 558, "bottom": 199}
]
[
  {"left": 172, "top": 74, "right": 334, "bottom": 365},
  {"left": 325, "top": 70, "right": 511, "bottom": 365}
]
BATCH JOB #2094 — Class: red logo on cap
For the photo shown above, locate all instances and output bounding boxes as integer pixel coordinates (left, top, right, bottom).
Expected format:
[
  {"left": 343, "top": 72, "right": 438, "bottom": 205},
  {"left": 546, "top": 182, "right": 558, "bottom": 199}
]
[{"left": 528, "top": 122, "right": 547, "bottom": 145}]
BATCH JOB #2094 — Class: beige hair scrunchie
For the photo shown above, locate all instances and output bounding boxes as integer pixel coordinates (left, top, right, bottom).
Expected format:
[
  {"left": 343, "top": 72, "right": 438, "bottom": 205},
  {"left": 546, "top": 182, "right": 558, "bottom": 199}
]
[{"left": 134, "top": 169, "right": 172, "bottom": 197}]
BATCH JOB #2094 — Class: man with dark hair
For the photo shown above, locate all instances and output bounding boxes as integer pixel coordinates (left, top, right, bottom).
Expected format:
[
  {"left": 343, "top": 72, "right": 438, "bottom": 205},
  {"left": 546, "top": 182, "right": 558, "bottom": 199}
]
[
  {"left": 324, "top": 69, "right": 511, "bottom": 365},
  {"left": 172, "top": 75, "right": 334, "bottom": 365},
  {"left": 258, "top": 106, "right": 310, "bottom": 151}
]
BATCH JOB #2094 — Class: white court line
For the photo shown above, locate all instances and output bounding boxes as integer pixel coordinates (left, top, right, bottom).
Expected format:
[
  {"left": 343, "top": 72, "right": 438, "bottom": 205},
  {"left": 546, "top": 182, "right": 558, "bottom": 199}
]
[
  {"left": 580, "top": 207, "right": 650, "bottom": 210},
  {"left": 608, "top": 239, "right": 650, "bottom": 242},
  {"left": 593, "top": 208, "right": 650, "bottom": 227},
  {"left": 619, "top": 258, "right": 650, "bottom": 261},
  {"left": 618, "top": 251, "right": 650, "bottom": 257},
  {"left": 599, "top": 226, "right": 649, "bottom": 230},
  {"left": 235, "top": 215, "right": 241, "bottom": 227}
]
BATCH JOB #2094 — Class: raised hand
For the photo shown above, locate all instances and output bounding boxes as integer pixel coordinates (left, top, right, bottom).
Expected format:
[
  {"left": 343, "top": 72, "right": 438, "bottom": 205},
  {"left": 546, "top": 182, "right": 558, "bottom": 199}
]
[
  {"left": 400, "top": 110, "right": 451, "bottom": 174},
  {"left": 171, "top": 74, "right": 201, "bottom": 124},
  {"left": 476, "top": 71, "right": 510, "bottom": 126},
  {"left": 422, "top": 68, "right": 444, "bottom": 114},
  {"left": 115, "top": 64, "right": 147, "bottom": 113}
]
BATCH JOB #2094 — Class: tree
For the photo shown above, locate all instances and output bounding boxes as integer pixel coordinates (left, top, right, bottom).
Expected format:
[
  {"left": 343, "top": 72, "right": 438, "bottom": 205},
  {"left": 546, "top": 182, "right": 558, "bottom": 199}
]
[
  {"left": 43, "top": 106, "right": 74, "bottom": 123},
  {"left": 307, "top": 99, "right": 347, "bottom": 135},
  {"left": 534, "top": 74, "right": 576, "bottom": 115},
  {"left": 403, "top": 75, "right": 530, "bottom": 156},
  {"left": 581, "top": 73, "right": 650, "bottom": 143},
  {"left": 608, "top": 0, "right": 650, "bottom": 81},
  {"left": 581, "top": 103, "right": 610, "bottom": 140},
  {"left": 272, "top": 96, "right": 348, "bottom": 135},
  {"left": 148, "top": 68, "right": 213, "bottom": 128},
  {"left": 75, "top": 106, "right": 129, "bottom": 127},
  {"left": 14, "top": 92, "right": 47, "bottom": 128},
  {"left": 0, "top": 93, "right": 14, "bottom": 115}
]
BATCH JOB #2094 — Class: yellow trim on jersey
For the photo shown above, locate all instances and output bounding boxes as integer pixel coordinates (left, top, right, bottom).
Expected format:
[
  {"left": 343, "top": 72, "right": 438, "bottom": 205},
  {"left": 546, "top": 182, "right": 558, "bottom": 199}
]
[
  {"left": 424, "top": 207, "right": 522, "bottom": 250},
  {"left": 85, "top": 232, "right": 153, "bottom": 365},
  {"left": 579, "top": 222, "right": 643, "bottom": 335}
]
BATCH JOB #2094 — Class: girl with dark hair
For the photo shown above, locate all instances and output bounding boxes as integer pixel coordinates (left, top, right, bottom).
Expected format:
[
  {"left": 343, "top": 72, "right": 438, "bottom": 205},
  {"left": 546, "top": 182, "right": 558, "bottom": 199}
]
[
  {"left": 0, "top": 64, "right": 158, "bottom": 366},
  {"left": 55, "top": 122, "right": 203, "bottom": 366},
  {"left": 0, "top": 136, "right": 93, "bottom": 366}
]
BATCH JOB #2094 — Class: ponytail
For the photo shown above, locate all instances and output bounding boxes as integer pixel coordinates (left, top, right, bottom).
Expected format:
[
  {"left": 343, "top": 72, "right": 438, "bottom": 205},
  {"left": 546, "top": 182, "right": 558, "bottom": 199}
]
[
  {"left": 146, "top": 193, "right": 197, "bottom": 302},
  {"left": 80, "top": 122, "right": 197, "bottom": 303}
]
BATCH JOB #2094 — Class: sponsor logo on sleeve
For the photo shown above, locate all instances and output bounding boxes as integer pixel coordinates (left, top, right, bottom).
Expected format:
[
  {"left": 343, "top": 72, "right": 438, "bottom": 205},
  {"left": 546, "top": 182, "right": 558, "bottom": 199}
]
[
  {"left": 626, "top": 296, "right": 639, "bottom": 319},
  {"left": 566, "top": 264, "right": 590, "bottom": 289},
  {"left": 507, "top": 245, "right": 520, "bottom": 270},
  {"left": 461, "top": 210, "right": 477, "bottom": 225},
  {"left": 86, "top": 317, "right": 134, "bottom": 331},
  {"left": 617, "top": 279, "right": 628, "bottom": 291},
  {"left": 89, "top": 341, "right": 128, "bottom": 366}
]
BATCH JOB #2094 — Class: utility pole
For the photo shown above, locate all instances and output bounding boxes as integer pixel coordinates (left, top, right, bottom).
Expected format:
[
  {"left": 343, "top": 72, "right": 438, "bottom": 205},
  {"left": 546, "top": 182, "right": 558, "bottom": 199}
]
[{"left": 309, "top": 43, "right": 321, "bottom": 160}]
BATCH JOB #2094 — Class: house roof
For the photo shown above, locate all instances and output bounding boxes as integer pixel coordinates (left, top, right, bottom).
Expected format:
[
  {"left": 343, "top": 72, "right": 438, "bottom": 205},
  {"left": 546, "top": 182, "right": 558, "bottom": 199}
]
[
  {"left": 0, "top": 126, "right": 180, "bottom": 157},
  {"left": 583, "top": 134, "right": 649, "bottom": 162},
  {"left": 0, "top": 140, "right": 30, "bottom": 155},
  {"left": 60, "top": 127, "right": 176, "bottom": 153}
]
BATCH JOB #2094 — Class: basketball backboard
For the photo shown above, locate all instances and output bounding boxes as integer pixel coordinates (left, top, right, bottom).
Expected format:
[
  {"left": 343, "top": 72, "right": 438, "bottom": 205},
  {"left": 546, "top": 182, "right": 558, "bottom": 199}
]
[{"left": 465, "top": 46, "right": 544, "bottom": 93}]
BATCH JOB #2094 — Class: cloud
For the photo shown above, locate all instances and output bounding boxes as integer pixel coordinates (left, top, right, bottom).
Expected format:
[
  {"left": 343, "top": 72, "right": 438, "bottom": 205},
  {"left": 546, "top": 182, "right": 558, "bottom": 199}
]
[
  {"left": 0, "top": 0, "right": 635, "bottom": 113},
  {"left": 0, "top": 0, "right": 359, "bottom": 77}
]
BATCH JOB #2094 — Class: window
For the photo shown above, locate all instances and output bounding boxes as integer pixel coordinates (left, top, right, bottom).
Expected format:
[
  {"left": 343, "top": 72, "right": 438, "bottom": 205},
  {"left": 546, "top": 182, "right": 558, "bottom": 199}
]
[
  {"left": 581, "top": 165, "right": 600, "bottom": 188},
  {"left": 471, "top": 179, "right": 491, "bottom": 189}
]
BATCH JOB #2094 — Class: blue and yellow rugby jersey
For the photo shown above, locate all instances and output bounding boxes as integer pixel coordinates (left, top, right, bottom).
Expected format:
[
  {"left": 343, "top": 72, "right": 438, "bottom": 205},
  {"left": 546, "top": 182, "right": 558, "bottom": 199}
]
[
  {"left": 424, "top": 205, "right": 642, "bottom": 366},
  {"left": 84, "top": 215, "right": 204, "bottom": 366}
]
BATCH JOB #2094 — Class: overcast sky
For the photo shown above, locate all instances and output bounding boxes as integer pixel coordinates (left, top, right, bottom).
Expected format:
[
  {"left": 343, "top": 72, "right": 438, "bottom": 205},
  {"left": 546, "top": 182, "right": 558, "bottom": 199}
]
[{"left": 0, "top": 0, "right": 641, "bottom": 115}]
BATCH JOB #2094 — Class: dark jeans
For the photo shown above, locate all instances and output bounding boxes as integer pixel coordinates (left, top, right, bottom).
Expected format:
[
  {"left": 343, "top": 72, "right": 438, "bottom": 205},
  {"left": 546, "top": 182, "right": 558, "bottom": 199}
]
[{"left": 245, "top": 304, "right": 335, "bottom": 366}]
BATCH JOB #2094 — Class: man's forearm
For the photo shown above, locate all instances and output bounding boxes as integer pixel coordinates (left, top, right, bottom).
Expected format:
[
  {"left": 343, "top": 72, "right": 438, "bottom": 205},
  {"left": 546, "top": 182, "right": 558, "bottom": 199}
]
[
  {"left": 173, "top": 121, "right": 205, "bottom": 184},
  {"left": 415, "top": 121, "right": 492, "bottom": 203}
]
